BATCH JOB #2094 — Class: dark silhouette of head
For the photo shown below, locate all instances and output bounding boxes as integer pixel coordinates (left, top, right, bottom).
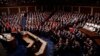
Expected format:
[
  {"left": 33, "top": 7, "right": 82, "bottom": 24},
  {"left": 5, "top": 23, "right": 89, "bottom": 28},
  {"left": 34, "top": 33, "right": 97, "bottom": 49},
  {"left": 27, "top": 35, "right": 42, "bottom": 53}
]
[{"left": 24, "top": 13, "right": 27, "bottom": 17}]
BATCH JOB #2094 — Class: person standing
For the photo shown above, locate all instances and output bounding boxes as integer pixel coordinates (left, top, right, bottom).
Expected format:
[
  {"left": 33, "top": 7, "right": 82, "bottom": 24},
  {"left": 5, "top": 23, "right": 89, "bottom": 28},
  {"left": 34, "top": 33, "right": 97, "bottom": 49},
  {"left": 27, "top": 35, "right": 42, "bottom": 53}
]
[{"left": 21, "top": 13, "right": 27, "bottom": 30}]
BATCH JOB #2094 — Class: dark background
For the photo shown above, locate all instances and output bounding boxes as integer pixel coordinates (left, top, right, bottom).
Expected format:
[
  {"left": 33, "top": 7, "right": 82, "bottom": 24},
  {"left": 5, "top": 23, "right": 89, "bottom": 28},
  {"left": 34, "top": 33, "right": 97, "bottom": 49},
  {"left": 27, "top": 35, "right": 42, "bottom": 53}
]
[{"left": 0, "top": 0, "right": 100, "bottom": 6}]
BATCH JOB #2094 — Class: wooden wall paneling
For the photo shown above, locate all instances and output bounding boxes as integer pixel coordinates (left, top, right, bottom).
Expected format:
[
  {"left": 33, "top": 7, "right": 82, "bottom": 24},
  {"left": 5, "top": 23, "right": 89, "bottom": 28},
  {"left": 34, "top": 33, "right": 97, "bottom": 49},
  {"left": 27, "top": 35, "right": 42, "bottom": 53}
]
[
  {"left": 28, "top": 7, "right": 35, "bottom": 12},
  {"left": 73, "top": 7, "right": 79, "bottom": 12},
  {"left": 9, "top": 8, "right": 19, "bottom": 14},
  {"left": 93, "top": 8, "right": 100, "bottom": 14},
  {"left": 0, "top": 8, "right": 8, "bottom": 15},
  {"left": 80, "top": 7, "right": 91, "bottom": 14},
  {"left": 20, "top": 7, "right": 27, "bottom": 12}
]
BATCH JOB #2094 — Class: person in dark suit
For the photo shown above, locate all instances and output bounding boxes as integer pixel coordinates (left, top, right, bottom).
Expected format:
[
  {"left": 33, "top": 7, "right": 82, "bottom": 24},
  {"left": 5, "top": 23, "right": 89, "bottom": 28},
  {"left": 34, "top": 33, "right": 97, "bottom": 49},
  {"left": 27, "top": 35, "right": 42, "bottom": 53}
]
[{"left": 21, "top": 13, "right": 27, "bottom": 30}]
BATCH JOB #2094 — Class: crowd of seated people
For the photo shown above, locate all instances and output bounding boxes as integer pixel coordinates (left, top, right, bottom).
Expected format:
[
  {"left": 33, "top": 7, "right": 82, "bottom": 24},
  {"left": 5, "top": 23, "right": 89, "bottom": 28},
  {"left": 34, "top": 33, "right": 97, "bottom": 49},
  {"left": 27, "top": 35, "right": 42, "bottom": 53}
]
[
  {"left": 76, "top": 13, "right": 100, "bottom": 34},
  {"left": 52, "top": 29, "right": 96, "bottom": 56},
  {"left": 0, "top": 11, "right": 100, "bottom": 56},
  {"left": 0, "top": 11, "right": 51, "bottom": 33},
  {"left": 0, "top": 11, "right": 99, "bottom": 34},
  {"left": 45, "top": 11, "right": 99, "bottom": 56}
]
